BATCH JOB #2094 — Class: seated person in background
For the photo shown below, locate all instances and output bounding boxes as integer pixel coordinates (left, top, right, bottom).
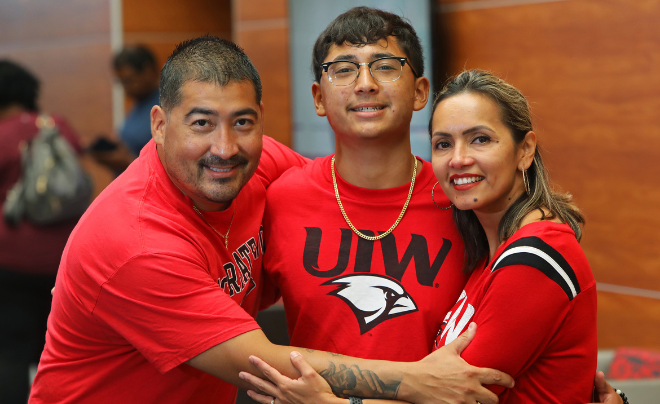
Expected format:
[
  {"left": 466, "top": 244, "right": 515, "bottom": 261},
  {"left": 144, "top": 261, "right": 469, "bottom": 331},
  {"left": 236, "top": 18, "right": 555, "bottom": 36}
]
[
  {"left": 90, "top": 45, "right": 160, "bottom": 171},
  {"left": 0, "top": 59, "right": 83, "bottom": 403}
]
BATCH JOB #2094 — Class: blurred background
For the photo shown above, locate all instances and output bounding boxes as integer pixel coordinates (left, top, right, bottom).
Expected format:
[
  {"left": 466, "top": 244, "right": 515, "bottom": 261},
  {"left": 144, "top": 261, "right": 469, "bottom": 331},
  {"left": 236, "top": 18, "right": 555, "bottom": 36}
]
[{"left": 1, "top": 0, "right": 659, "bottom": 400}]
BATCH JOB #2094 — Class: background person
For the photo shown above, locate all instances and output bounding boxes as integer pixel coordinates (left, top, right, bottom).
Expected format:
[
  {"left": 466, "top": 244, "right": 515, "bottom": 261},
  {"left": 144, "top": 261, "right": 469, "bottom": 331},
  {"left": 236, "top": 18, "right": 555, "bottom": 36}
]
[
  {"left": 113, "top": 44, "right": 160, "bottom": 156},
  {"left": 0, "top": 60, "right": 83, "bottom": 404},
  {"left": 89, "top": 45, "right": 160, "bottom": 172}
]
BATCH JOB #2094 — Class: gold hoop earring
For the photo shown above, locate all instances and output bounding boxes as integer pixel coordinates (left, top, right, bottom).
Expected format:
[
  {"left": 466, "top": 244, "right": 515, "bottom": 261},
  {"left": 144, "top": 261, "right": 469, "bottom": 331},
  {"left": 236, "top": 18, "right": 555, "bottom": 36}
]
[
  {"left": 432, "top": 182, "right": 453, "bottom": 209},
  {"left": 522, "top": 168, "right": 531, "bottom": 196}
]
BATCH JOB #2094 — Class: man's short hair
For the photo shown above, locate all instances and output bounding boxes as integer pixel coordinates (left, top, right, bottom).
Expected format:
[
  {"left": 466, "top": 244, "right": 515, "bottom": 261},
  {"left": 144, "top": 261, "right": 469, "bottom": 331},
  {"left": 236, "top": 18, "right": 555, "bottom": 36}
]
[
  {"left": 0, "top": 60, "right": 40, "bottom": 112},
  {"left": 159, "top": 36, "right": 262, "bottom": 114},
  {"left": 311, "top": 6, "right": 424, "bottom": 83},
  {"left": 113, "top": 45, "right": 157, "bottom": 72}
]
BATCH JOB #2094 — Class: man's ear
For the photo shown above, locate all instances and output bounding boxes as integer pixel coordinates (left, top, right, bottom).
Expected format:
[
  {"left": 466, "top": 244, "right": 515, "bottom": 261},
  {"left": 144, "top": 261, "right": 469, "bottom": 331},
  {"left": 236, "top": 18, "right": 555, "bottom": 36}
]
[
  {"left": 151, "top": 105, "right": 167, "bottom": 145},
  {"left": 518, "top": 131, "right": 537, "bottom": 170},
  {"left": 259, "top": 101, "right": 265, "bottom": 135},
  {"left": 413, "top": 76, "right": 430, "bottom": 111},
  {"left": 311, "top": 82, "right": 326, "bottom": 117}
]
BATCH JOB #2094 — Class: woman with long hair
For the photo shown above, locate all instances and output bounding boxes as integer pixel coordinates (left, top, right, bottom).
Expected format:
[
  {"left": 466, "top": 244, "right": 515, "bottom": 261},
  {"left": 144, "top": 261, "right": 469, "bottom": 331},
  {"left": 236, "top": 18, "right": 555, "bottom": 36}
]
[{"left": 429, "top": 69, "right": 596, "bottom": 403}]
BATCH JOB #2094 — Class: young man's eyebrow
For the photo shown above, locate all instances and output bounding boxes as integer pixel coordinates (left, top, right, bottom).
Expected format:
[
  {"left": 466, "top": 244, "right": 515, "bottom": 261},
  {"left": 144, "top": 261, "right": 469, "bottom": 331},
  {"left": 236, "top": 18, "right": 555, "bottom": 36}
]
[
  {"left": 331, "top": 54, "right": 357, "bottom": 62},
  {"left": 331, "top": 52, "right": 397, "bottom": 63},
  {"left": 371, "top": 52, "right": 396, "bottom": 59},
  {"left": 185, "top": 107, "right": 217, "bottom": 118}
]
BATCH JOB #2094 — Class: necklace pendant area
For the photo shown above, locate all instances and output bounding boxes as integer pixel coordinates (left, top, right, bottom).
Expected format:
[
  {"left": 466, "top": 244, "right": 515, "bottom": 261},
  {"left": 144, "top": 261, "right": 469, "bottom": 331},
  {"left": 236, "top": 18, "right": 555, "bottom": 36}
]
[
  {"left": 331, "top": 154, "right": 417, "bottom": 241},
  {"left": 192, "top": 204, "right": 234, "bottom": 249}
]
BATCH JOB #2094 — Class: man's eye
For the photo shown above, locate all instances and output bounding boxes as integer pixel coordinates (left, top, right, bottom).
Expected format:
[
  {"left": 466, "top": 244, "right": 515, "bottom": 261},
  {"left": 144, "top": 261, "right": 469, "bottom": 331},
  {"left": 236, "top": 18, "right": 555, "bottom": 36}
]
[
  {"left": 193, "top": 119, "right": 210, "bottom": 127},
  {"left": 236, "top": 118, "right": 251, "bottom": 126}
]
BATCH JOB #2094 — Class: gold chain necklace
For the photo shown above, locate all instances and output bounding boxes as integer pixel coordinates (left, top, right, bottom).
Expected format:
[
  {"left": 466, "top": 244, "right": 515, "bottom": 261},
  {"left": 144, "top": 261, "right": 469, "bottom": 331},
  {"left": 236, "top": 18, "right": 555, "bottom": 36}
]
[
  {"left": 331, "top": 154, "right": 417, "bottom": 241},
  {"left": 192, "top": 205, "right": 235, "bottom": 249}
]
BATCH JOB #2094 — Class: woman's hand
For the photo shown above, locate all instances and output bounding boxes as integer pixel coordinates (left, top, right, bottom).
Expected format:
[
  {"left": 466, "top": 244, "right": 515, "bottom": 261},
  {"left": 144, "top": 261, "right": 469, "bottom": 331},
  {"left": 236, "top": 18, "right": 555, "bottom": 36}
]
[{"left": 240, "top": 351, "right": 344, "bottom": 404}]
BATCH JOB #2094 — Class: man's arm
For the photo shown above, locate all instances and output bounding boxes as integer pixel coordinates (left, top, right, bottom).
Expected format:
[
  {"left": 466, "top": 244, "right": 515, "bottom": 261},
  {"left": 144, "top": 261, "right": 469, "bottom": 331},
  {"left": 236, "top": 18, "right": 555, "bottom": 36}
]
[
  {"left": 254, "top": 136, "right": 311, "bottom": 187},
  {"left": 187, "top": 323, "right": 514, "bottom": 404},
  {"left": 236, "top": 332, "right": 622, "bottom": 404}
]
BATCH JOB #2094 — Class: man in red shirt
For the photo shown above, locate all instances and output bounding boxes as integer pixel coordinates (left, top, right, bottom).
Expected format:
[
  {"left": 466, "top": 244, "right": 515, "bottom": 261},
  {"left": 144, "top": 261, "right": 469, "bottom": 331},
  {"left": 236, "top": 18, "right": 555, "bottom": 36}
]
[{"left": 29, "top": 36, "right": 513, "bottom": 404}]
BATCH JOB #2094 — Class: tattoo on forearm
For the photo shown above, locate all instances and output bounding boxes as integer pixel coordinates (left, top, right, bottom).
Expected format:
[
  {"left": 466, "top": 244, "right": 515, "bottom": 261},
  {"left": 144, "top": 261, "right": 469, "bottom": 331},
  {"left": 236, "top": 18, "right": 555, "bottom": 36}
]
[
  {"left": 319, "top": 362, "right": 400, "bottom": 399},
  {"left": 305, "top": 348, "right": 315, "bottom": 353}
]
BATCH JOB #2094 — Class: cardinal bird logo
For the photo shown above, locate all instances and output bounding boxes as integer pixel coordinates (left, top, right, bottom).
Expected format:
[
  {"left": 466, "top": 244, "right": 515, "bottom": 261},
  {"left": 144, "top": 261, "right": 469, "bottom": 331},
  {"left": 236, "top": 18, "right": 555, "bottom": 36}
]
[{"left": 322, "top": 274, "right": 418, "bottom": 334}]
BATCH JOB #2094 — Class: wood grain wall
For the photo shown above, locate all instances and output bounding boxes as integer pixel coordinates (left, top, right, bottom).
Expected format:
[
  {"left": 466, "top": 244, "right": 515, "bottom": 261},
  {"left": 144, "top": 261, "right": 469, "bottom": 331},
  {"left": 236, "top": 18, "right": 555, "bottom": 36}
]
[
  {"left": 437, "top": 0, "right": 660, "bottom": 349},
  {"left": 123, "top": 0, "right": 232, "bottom": 74},
  {"left": 231, "top": 0, "right": 292, "bottom": 146}
]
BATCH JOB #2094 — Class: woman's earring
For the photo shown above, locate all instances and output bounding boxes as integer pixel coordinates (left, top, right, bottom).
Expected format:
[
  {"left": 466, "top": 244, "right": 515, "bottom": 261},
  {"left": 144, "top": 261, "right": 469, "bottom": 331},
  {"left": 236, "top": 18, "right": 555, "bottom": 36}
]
[
  {"left": 432, "top": 182, "right": 453, "bottom": 209},
  {"left": 522, "top": 168, "right": 531, "bottom": 196}
]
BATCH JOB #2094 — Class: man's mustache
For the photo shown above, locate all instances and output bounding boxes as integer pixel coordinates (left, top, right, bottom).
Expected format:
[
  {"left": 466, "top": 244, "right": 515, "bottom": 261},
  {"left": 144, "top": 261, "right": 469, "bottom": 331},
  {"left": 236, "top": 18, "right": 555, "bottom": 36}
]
[{"left": 198, "top": 155, "right": 248, "bottom": 168}]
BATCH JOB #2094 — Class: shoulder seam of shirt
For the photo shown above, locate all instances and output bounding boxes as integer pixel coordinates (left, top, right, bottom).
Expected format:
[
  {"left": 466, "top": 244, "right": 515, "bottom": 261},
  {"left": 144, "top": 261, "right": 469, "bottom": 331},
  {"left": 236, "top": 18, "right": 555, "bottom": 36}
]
[
  {"left": 138, "top": 169, "right": 158, "bottom": 253},
  {"left": 491, "top": 236, "right": 581, "bottom": 301}
]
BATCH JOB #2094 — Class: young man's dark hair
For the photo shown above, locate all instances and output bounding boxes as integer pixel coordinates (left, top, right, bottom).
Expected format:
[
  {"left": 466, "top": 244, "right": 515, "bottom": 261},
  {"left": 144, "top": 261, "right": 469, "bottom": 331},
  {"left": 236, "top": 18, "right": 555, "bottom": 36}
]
[
  {"left": 113, "top": 45, "right": 157, "bottom": 72},
  {"left": 311, "top": 6, "right": 424, "bottom": 83},
  {"left": 159, "top": 36, "right": 262, "bottom": 113},
  {"left": 0, "top": 60, "right": 40, "bottom": 112}
]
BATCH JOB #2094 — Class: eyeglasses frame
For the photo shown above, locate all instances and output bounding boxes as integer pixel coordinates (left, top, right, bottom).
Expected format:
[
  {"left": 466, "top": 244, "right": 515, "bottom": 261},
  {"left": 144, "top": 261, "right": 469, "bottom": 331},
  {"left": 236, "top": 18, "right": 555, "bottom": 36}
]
[{"left": 320, "top": 56, "right": 419, "bottom": 86}]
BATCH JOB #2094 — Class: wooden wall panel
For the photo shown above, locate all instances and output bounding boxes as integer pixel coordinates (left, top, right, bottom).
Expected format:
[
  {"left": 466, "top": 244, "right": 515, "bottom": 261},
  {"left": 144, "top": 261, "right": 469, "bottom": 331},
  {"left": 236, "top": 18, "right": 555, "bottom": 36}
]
[
  {"left": 123, "top": 0, "right": 231, "bottom": 33},
  {"left": 0, "top": 0, "right": 109, "bottom": 42},
  {"left": 0, "top": 0, "right": 116, "bottom": 197},
  {"left": 439, "top": 0, "right": 660, "bottom": 349},
  {"left": 123, "top": 0, "right": 232, "bottom": 72},
  {"left": 232, "top": 0, "right": 291, "bottom": 146},
  {"left": 598, "top": 292, "right": 660, "bottom": 350}
]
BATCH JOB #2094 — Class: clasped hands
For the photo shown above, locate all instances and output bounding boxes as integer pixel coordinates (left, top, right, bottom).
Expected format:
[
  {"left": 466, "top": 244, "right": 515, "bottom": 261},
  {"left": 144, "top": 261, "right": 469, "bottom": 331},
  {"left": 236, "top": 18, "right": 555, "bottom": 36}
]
[{"left": 239, "top": 323, "right": 513, "bottom": 404}]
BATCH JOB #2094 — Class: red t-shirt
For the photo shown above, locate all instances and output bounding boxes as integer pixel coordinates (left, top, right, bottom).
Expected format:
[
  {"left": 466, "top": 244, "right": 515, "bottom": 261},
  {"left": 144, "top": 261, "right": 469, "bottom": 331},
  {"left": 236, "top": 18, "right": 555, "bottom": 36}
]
[
  {"left": 0, "top": 112, "right": 82, "bottom": 274},
  {"left": 30, "top": 136, "right": 308, "bottom": 403},
  {"left": 433, "top": 221, "right": 597, "bottom": 404},
  {"left": 262, "top": 155, "right": 468, "bottom": 361}
]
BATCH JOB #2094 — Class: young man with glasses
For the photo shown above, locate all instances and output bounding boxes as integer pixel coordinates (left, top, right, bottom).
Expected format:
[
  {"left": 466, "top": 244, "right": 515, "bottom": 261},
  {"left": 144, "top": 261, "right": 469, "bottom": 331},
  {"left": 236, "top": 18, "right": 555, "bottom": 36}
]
[{"left": 262, "top": 6, "right": 464, "bottom": 363}]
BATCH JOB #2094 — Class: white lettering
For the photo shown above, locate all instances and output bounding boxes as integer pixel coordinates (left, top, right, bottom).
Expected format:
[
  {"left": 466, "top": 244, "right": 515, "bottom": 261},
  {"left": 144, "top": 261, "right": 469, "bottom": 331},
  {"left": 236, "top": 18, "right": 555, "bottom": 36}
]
[{"left": 441, "top": 290, "right": 475, "bottom": 344}]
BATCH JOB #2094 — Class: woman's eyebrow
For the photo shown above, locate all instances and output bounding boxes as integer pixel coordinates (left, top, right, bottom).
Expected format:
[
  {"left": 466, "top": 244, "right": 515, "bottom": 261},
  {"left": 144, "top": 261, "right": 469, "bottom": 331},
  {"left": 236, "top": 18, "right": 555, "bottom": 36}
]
[
  {"left": 462, "top": 125, "right": 493, "bottom": 135},
  {"left": 431, "top": 125, "right": 494, "bottom": 139}
]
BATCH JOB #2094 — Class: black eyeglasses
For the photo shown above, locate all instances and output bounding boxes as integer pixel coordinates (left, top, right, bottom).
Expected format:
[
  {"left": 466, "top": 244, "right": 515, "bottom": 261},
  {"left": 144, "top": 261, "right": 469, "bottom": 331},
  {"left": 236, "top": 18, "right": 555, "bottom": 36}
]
[{"left": 320, "top": 56, "right": 419, "bottom": 86}]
